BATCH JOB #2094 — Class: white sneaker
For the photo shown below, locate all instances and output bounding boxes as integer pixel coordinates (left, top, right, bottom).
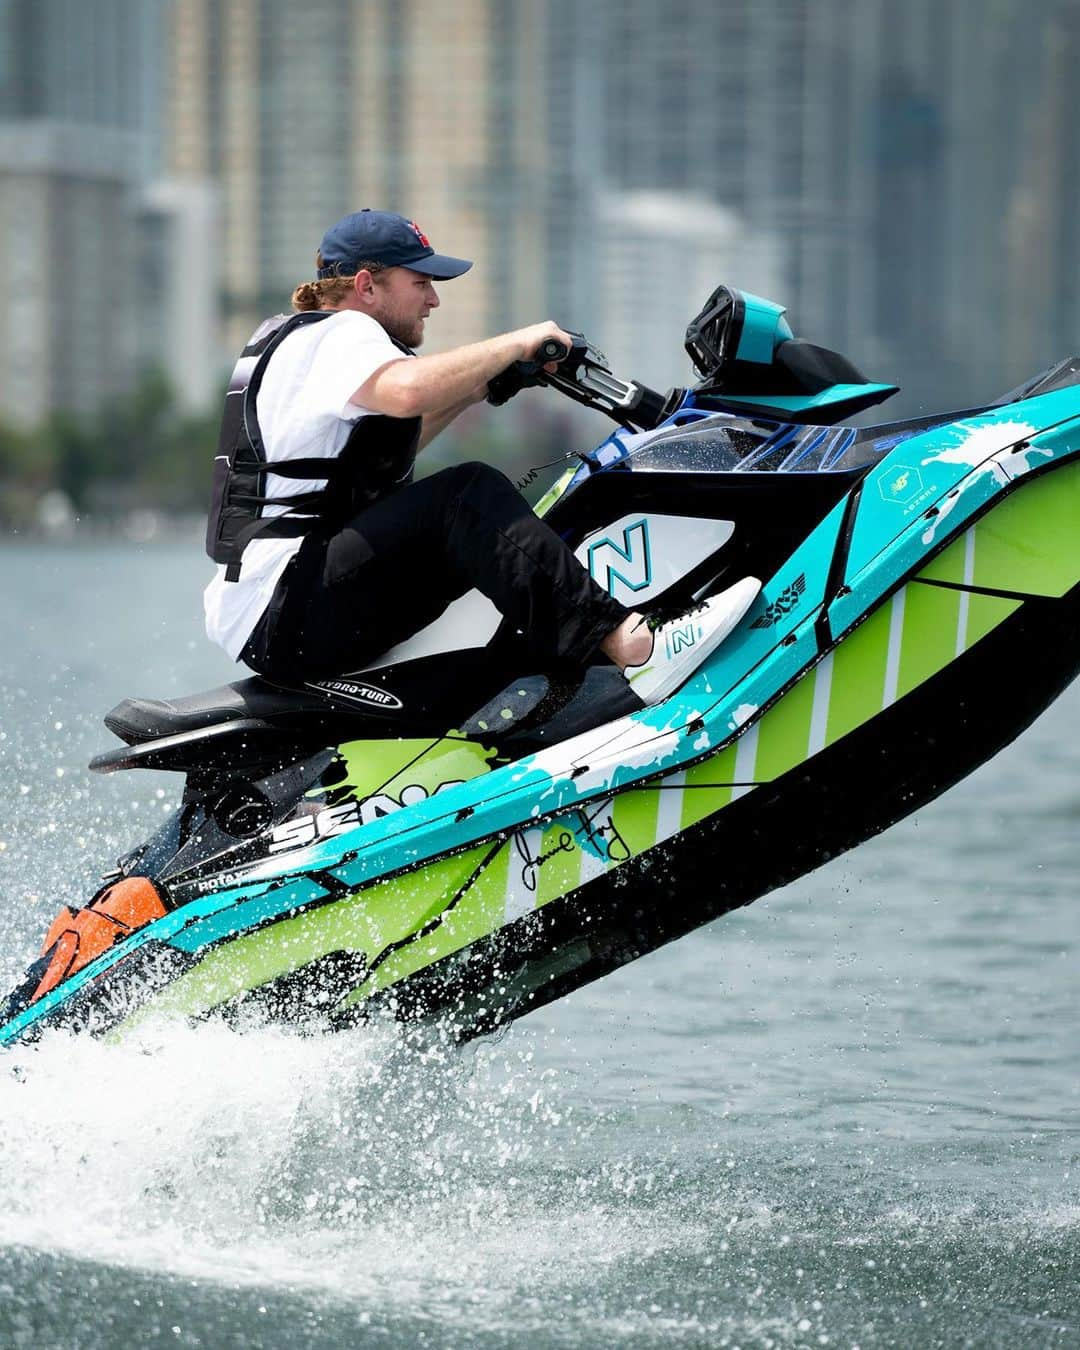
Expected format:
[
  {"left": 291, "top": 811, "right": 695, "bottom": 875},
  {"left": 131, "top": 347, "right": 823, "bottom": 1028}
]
[{"left": 623, "top": 577, "right": 762, "bottom": 706}]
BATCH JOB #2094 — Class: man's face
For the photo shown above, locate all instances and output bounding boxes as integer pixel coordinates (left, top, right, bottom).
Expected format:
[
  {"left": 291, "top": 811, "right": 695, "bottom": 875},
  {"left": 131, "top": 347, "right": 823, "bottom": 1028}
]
[{"left": 370, "top": 267, "right": 440, "bottom": 348}]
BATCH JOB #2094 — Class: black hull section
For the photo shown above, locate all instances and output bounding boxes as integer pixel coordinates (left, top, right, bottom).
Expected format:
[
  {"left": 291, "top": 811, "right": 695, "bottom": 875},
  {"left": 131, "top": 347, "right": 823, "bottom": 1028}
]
[{"left": 362, "top": 583, "right": 1080, "bottom": 1039}]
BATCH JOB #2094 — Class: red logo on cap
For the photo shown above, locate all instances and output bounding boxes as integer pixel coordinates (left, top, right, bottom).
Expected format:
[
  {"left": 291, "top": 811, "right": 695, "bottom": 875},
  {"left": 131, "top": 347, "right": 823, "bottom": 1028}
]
[{"left": 407, "top": 220, "right": 431, "bottom": 249}]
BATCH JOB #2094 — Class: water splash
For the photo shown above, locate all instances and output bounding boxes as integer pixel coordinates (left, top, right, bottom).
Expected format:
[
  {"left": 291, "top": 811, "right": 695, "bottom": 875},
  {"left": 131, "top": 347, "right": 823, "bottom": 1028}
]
[{"left": 0, "top": 1018, "right": 699, "bottom": 1330}]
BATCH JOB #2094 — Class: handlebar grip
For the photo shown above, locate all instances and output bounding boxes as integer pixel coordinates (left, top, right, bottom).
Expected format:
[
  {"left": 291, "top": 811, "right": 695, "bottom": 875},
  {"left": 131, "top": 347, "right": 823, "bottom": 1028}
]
[
  {"left": 487, "top": 336, "right": 575, "bottom": 406},
  {"left": 536, "top": 338, "right": 569, "bottom": 363}
]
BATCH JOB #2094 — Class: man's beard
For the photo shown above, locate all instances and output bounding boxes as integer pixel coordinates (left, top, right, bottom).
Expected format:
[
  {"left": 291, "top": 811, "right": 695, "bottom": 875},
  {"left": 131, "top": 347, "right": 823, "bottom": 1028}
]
[{"left": 378, "top": 309, "right": 424, "bottom": 350}]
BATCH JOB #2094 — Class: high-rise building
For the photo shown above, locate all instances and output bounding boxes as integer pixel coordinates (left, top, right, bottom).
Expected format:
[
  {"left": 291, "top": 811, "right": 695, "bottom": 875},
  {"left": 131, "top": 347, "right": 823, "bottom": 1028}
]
[
  {"left": 0, "top": 122, "right": 142, "bottom": 425},
  {"left": 0, "top": 0, "right": 165, "bottom": 164},
  {"left": 593, "top": 190, "right": 784, "bottom": 389},
  {"left": 167, "top": 0, "right": 547, "bottom": 358},
  {"left": 139, "top": 178, "right": 220, "bottom": 414},
  {"left": 1000, "top": 0, "right": 1080, "bottom": 391},
  {"left": 542, "top": 0, "right": 1055, "bottom": 413},
  {"left": 4, "top": 0, "right": 1076, "bottom": 429},
  {"left": 841, "top": 0, "right": 1048, "bottom": 407},
  {"left": 0, "top": 0, "right": 169, "bottom": 425}
]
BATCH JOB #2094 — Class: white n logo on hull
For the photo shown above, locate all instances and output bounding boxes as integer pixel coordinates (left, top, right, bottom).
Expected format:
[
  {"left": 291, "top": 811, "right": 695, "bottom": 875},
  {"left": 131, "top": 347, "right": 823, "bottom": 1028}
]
[
  {"left": 574, "top": 513, "right": 735, "bottom": 608},
  {"left": 586, "top": 518, "right": 652, "bottom": 597}
]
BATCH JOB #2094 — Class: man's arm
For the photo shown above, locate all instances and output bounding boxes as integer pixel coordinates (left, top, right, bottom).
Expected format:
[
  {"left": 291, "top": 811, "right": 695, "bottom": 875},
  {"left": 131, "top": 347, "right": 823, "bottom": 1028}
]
[{"left": 352, "top": 321, "right": 573, "bottom": 420}]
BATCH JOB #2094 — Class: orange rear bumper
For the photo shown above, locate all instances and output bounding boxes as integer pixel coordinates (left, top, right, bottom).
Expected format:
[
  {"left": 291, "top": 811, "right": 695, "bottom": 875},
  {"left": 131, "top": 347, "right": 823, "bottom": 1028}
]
[{"left": 31, "top": 877, "right": 168, "bottom": 1004}]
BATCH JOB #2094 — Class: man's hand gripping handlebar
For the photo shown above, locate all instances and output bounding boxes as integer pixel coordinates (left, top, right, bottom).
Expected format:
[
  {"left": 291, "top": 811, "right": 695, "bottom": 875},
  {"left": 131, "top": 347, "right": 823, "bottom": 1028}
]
[
  {"left": 488, "top": 329, "right": 674, "bottom": 431},
  {"left": 486, "top": 332, "right": 584, "bottom": 406}
]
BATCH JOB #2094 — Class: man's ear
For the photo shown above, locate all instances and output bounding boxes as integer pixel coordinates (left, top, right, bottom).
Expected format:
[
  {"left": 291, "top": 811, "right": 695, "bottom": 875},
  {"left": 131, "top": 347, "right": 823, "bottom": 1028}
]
[{"left": 353, "top": 270, "right": 379, "bottom": 305}]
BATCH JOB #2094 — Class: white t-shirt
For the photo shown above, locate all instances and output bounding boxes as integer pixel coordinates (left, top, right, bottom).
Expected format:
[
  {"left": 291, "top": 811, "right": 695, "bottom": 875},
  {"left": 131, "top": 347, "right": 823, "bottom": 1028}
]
[{"left": 203, "top": 310, "right": 412, "bottom": 659}]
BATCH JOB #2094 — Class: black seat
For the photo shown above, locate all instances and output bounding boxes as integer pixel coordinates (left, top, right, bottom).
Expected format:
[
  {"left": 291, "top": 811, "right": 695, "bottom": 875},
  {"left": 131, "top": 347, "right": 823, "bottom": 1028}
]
[
  {"left": 103, "top": 645, "right": 534, "bottom": 749},
  {"left": 105, "top": 679, "right": 329, "bottom": 744},
  {"left": 91, "top": 657, "right": 529, "bottom": 777},
  {"left": 94, "top": 656, "right": 640, "bottom": 777}
]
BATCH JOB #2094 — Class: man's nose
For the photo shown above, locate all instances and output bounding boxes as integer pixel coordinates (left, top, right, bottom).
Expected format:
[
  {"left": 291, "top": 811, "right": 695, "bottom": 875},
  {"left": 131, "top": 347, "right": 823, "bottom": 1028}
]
[{"left": 426, "top": 284, "right": 440, "bottom": 308}]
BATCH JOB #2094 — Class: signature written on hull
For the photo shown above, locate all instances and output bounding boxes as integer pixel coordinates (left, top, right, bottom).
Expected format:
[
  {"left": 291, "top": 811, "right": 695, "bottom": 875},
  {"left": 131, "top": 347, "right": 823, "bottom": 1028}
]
[{"left": 510, "top": 798, "right": 632, "bottom": 896}]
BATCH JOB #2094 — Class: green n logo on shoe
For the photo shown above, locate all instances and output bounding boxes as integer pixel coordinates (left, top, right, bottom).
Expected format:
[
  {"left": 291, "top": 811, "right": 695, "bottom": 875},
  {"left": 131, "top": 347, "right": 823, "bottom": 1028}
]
[{"left": 668, "top": 624, "right": 697, "bottom": 655}]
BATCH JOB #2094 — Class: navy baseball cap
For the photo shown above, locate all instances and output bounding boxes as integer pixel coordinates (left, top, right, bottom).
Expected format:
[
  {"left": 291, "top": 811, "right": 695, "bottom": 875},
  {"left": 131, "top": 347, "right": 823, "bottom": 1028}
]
[{"left": 316, "top": 209, "right": 473, "bottom": 281}]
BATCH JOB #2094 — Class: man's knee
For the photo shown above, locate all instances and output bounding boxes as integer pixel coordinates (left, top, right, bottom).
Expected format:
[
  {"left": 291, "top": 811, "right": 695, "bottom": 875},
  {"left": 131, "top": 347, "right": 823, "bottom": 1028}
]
[
  {"left": 443, "top": 460, "right": 521, "bottom": 509},
  {"left": 453, "top": 460, "right": 515, "bottom": 491}
]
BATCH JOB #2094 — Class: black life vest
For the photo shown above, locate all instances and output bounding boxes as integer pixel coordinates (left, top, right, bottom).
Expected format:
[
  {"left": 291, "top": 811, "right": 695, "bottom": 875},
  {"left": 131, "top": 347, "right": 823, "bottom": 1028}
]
[{"left": 205, "top": 310, "right": 421, "bottom": 580}]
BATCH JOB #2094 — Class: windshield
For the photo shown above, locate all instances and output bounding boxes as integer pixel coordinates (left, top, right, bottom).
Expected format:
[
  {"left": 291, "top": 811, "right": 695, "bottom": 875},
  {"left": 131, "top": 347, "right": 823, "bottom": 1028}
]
[{"left": 625, "top": 413, "right": 906, "bottom": 475}]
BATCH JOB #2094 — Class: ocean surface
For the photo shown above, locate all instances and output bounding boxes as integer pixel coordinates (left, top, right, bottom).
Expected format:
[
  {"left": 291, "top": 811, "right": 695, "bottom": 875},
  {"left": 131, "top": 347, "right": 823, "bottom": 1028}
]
[{"left": 0, "top": 541, "right": 1076, "bottom": 1349}]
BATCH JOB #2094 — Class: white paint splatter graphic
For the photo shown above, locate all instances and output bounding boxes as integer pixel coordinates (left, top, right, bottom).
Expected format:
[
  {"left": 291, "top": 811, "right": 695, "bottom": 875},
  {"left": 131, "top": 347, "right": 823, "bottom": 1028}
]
[
  {"left": 921, "top": 420, "right": 1037, "bottom": 469},
  {"left": 993, "top": 440, "right": 1056, "bottom": 481},
  {"left": 730, "top": 703, "right": 759, "bottom": 729},
  {"left": 920, "top": 462, "right": 1008, "bottom": 547}
]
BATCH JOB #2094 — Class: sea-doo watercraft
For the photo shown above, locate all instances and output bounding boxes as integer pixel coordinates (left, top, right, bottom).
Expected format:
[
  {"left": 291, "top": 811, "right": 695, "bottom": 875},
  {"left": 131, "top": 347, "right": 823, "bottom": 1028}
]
[{"left": 4, "top": 285, "right": 1080, "bottom": 1048}]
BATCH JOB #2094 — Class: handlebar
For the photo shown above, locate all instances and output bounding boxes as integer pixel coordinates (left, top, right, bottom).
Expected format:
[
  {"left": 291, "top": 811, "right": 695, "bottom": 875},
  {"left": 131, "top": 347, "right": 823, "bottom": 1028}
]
[
  {"left": 487, "top": 330, "right": 676, "bottom": 430},
  {"left": 486, "top": 335, "right": 581, "bottom": 407},
  {"left": 535, "top": 338, "right": 569, "bottom": 363}
]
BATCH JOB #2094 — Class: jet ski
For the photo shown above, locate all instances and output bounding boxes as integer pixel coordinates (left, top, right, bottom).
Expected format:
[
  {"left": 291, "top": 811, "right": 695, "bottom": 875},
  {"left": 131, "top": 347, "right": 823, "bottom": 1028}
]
[{"left": 4, "top": 284, "right": 1080, "bottom": 1048}]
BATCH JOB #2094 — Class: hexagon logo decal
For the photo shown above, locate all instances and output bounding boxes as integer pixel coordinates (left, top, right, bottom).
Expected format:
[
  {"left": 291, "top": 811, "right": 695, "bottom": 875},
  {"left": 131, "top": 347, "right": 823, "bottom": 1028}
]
[{"left": 878, "top": 463, "right": 924, "bottom": 505}]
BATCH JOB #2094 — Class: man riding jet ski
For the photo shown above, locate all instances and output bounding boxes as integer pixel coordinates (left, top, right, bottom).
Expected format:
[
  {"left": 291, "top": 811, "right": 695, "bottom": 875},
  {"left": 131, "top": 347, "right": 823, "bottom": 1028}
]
[
  {"left": 205, "top": 207, "right": 760, "bottom": 704},
  {"left": 7, "top": 272, "right": 1080, "bottom": 1051}
]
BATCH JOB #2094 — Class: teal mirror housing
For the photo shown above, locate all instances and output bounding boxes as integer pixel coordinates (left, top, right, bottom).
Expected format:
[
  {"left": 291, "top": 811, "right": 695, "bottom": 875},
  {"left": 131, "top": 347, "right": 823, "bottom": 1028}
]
[
  {"left": 734, "top": 291, "right": 794, "bottom": 365},
  {"left": 684, "top": 283, "right": 899, "bottom": 423}
]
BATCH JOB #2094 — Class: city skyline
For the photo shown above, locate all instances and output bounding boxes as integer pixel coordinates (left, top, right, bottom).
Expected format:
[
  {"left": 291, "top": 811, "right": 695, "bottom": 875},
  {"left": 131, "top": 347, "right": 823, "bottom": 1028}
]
[{"left": 1, "top": 0, "right": 1078, "bottom": 429}]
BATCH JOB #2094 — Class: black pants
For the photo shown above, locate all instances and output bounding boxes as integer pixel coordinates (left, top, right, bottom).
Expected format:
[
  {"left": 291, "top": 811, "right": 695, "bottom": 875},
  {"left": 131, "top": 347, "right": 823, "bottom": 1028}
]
[{"left": 242, "top": 461, "right": 628, "bottom": 683}]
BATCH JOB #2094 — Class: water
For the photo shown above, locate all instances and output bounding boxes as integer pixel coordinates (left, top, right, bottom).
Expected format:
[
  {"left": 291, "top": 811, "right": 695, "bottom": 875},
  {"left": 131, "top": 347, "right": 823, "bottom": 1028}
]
[{"left": 0, "top": 542, "right": 1076, "bottom": 1349}]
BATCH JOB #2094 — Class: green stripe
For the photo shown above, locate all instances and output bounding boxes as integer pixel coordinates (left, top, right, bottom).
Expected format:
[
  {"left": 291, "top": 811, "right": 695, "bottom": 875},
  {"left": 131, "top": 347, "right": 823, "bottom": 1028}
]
[
  {"left": 918, "top": 532, "right": 967, "bottom": 585},
  {"left": 679, "top": 744, "right": 738, "bottom": 830},
  {"left": 612, "top": 788, "right": 661, "bottom": 859},
  {"left": 337, "top": 736, "right": 497, "bottom": 805},
  {"left": 825, "top": 602, "right": 890, "bottom": 745},
  {"left": 972, "top": 460, "right": 1080, "bottom": 598},
  {"left": 119, "top": 846, "right": 490, "bottom": 1027},
  {"left": 533, "top": 466, "right": 578, "bottom": 519},
  {"left": 754, "top": 662, "right": 815, "bottom": 782},
  {"left": 897, "top": 581, "right": 961, "bottom": 699}
]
